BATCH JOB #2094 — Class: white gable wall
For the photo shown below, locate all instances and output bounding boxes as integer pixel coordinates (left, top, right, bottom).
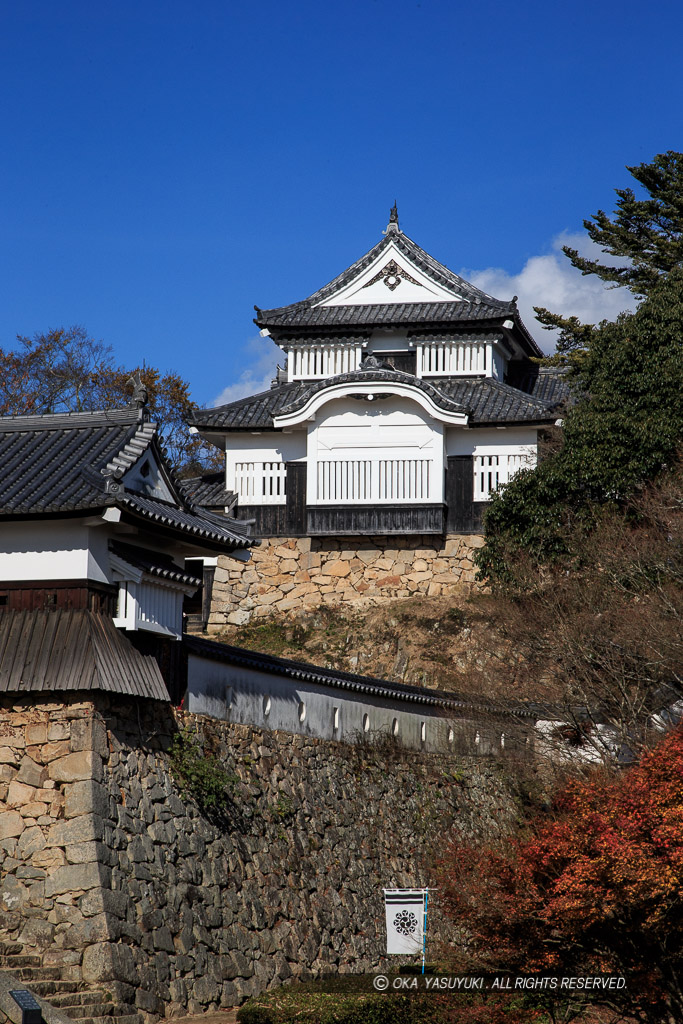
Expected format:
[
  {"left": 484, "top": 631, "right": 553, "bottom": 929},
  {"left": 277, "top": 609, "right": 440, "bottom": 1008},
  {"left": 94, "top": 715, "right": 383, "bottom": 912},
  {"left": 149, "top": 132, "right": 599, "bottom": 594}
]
[{"left": 321, "top": 241, "right": 462, "bottom": 307}]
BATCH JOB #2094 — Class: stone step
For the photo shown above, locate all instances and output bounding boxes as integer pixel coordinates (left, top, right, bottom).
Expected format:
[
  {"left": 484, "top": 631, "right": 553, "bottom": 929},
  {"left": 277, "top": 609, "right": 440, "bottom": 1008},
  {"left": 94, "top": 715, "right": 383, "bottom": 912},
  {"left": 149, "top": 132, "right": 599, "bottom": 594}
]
[
  {"left": 78, "top": 1015, "right": 141, "bottom": 1024},
  {"left": 0, "top": 942, "right": 23, "bottom": 956},
  {"left": 62, "top": 1004, "right": 119, "bottom": 1020},
  {"left": 0, "top": 954, "right": 42, "bottom": 968},
  {"left": 50, "top": 992, "right": 109, "bottom": 1009},
  {"left": 11, "top": 966, "right": 63, "bottom": 981},
  {"left": 29, "top": 981, "right": 93, "bottom": 998}
]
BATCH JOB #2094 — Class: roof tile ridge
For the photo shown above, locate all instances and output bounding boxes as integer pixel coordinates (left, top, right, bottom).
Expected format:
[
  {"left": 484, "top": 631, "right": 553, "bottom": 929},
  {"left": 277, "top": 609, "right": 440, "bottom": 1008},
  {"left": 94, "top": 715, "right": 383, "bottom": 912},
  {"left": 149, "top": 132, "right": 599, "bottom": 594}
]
[
  {"left": 0, "top": 407, "right": 140, "bottom": 432},
  {"left": 101, "top": 419, "right": 157, "bottom": 480}
]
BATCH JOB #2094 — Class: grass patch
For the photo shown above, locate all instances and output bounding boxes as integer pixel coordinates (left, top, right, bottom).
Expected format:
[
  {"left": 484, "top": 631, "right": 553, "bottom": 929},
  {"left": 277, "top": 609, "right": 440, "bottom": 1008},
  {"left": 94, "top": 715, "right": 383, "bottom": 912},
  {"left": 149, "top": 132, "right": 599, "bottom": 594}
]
[{"left": 236, "top": 978, "right": 437, "bottom": 1024}]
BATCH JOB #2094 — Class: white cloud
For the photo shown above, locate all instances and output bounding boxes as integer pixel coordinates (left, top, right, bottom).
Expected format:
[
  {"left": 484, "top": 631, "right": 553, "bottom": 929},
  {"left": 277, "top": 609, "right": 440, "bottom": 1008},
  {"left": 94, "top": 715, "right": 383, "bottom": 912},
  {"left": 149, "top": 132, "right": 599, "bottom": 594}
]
[
  {"left": 465, "top": 232, "right": 637, "bottom": 354},
  {"left": 212, "top": 335, "right": 282, "bottom": 406}
]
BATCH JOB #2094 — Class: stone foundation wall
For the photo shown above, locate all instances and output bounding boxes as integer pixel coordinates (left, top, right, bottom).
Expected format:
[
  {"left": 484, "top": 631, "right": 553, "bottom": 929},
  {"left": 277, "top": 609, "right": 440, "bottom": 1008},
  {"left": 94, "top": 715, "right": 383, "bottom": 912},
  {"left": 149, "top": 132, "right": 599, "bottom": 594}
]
[
  {"left": 0, "top": 698, "right": 113, "bottom": 987},
  {"left": 0, "top": 694, "right": 521, "bottom": 1017},
  {"left": 210, "top": 534, "right": 485, "bottom": 628}
]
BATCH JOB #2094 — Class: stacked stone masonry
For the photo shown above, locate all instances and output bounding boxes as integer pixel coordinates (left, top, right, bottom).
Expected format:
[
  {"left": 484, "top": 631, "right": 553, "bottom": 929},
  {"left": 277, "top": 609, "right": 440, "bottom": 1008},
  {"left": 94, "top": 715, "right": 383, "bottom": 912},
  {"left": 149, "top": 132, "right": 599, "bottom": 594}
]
[
  {"left": 0, "top": 695, "right": 521, "bottom": 1018},
  {"left": 210, "top": 534, "right": 485, "bottom": 628}
]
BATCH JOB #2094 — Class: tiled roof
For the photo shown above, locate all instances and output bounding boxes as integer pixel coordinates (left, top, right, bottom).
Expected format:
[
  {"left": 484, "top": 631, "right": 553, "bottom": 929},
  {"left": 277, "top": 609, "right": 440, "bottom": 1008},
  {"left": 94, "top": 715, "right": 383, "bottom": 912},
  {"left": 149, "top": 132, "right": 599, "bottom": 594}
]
[
  {"left": 256, "top": 299, "right": 514, "bottom": 329},
  {"left": 436, "top": 377, "right": 559, "bottom": 424},
  {"left": 189, "top": 371, "right": 557, "bottom": 431},
  {"left": 118, "top": 492, "right": 251, "bottom": 547},
  {"left": 188, "top": 382, "right": 312, "bottom": 430},
  {"left": 506, "top": 366, "right": 572, "bottom": 407},
  {"left": 0, "top": 609, "right": 170, "bottom": 701},
  {"left": 0, "top": 407, "right": 252, "bottom": 550},
  {"left": 185, "top": 635, "right": 538, "bottom": 718},
  {"left": 180, "top": 471, "right": 237, "bottom": 510}
]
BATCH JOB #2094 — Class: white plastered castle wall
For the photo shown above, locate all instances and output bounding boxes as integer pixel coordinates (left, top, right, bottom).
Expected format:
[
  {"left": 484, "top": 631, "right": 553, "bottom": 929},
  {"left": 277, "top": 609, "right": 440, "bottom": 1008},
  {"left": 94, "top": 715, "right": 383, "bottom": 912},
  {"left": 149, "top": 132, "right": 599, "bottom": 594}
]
[{"left": 0, "top": 520, "right": 111, "bottom": 583}]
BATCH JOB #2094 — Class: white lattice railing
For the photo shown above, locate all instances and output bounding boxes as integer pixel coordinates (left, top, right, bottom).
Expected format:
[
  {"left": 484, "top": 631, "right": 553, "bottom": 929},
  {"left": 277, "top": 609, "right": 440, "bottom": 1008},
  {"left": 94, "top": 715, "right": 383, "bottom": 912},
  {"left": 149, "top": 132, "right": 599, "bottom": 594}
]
[
  {"left": 317, "top": 459, "right": 432, "bottom": 503},
  {"left": 234, "top": 462, "right": 287, "bottom": 504},
  {"left": 421, "top": 342, "right": 487, "bottom": 375},
  {"left": 290, "top": 345, "right": 362, "bottom": 380},
  {"left": 474, "top": 453, "right": 535, "bottom": 501}
]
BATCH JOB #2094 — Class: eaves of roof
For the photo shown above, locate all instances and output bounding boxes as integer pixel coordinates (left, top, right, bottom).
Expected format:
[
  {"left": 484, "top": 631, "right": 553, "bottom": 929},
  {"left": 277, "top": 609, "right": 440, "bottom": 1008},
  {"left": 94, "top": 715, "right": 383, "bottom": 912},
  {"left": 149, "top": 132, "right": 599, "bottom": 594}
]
[{"left": 118, "top": 492, "right": 252, "bottom": 549}]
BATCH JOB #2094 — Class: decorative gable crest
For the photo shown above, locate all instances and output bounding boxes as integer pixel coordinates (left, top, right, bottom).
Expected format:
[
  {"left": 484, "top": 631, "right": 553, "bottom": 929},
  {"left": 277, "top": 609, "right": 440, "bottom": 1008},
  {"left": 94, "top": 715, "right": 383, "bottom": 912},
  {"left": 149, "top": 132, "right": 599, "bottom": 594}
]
[{"left": 362, "top": 259, "right": 422, "bottom": 292}]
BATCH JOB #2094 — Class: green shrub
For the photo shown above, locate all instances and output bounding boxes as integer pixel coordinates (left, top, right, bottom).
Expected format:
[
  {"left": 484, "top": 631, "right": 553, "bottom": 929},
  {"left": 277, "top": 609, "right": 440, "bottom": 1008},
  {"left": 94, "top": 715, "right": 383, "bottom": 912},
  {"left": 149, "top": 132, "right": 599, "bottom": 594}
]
[{"left": 168, "top": 725, "right": 237, "bottom": 816}]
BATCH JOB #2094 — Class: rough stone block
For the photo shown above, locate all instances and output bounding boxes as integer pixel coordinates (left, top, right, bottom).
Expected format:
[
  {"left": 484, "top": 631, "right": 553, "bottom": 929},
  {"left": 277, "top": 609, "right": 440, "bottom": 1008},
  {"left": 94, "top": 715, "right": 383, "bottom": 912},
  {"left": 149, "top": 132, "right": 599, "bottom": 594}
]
[
  {"left": 79, "top": 887, "right": 130, "bottom": 919},
  {"left": 49, "top": 750, "right": 103, "bottom": 783},
  {"left": 32, "top": 847, "right": 66, "bottom": 871},
  {"left": 64, "top": 779, "right": 109, "bottom": 819},
  {"left": 47, "top": 814, "right": 104, "bottom": 846},
  {"left": 6, "top": 780, "right": 36, "bottom": 808},
  {"left": 82, "top": 940, "right": 137, "bottom": 984},
  {"left": 17, "top": 917, "right": 54, "bottom": 949},
  {"left": 40, "top": 740, "right": 71, "bottom": 762},
  {"left": 47, "top": 722, "right": 70, "bottom": 742},
  {"left": 71, "top": 717, "right": 109, "bottom": 756},
  {"left": 16, "top": 755, "right": 47, "bottom": 787},
  {"left": 44, "top": 860, "right": 109, "bottom": 897},
  {"left": 65, "top": 840, "right": 109, "bottom": 864},
  {"left": 19, "top": 801, "right": 48, "bottom": 819},
  {"left": 227, "top": 610, "right": 251, "bottom": 626},
  {"left": 17, "top": 825, "right": 46, "bottom": 859},
  {"left": 322, "top": 561, "right": 351, "bottom": 577},
  {"left": 274, "top": 545, "right": 298, "bottom": 560},
  {"left": 63, "top": 913, "right": 119, "bottom": 947},
  {"left": 0, "top": 810, "right": 25, "bottom": 840},
  {"left": 25, "top": 723, "right": 47, "bottom": 745}
]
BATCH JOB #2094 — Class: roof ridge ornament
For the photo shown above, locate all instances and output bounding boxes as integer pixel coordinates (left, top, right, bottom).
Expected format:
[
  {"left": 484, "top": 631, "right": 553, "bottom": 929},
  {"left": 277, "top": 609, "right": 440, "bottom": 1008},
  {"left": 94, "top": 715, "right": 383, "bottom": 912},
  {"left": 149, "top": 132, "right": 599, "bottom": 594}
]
[
  {"left": 127, "top": 371, "right": 150, "bottom": 421},
  {"left": 382, "top": 201, "right": 400, "bottom": 236}
]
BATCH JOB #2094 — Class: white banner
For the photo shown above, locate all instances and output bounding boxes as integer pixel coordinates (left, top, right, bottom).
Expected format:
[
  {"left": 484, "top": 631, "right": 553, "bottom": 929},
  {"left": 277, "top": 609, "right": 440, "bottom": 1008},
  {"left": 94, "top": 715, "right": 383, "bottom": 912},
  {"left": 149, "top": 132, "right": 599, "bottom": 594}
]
[{"left": 383, "top": 889, "right": 426, "bottom": 955}]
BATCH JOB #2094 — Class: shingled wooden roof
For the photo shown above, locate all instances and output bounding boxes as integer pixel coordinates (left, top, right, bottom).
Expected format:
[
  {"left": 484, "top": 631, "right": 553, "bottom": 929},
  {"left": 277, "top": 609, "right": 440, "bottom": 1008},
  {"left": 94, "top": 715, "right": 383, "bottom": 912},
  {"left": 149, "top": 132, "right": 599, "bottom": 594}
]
[{"left": 0, "top": 609, "right": 170, "bottom": 701}]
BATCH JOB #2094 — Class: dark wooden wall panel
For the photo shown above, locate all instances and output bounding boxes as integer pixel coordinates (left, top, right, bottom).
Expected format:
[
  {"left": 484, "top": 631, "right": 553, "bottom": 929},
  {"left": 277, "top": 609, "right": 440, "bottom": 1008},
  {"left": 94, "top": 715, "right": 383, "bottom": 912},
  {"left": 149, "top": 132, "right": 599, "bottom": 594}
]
[
  {"left": 285, "top": 462, "right": 307, "bottom": 536},
  {"left": 307, "top": 505, "right": 446, "bottom": 536},
  {"left": 234, "top": 505, "right": 288, "bottom": 536},
  {"left": 0, "top": 580, "right": 117, "bottom": 615},
  {"left": 445, "top": 455, "right": 483, "bottom": 534}
]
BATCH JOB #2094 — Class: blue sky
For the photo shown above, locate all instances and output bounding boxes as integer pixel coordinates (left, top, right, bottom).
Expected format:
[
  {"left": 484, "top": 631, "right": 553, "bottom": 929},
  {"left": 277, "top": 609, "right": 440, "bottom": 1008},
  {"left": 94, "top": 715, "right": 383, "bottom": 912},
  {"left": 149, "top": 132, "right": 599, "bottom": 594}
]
[{"left": 2, "top": 0, "right": 682, "bottom": 408}]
